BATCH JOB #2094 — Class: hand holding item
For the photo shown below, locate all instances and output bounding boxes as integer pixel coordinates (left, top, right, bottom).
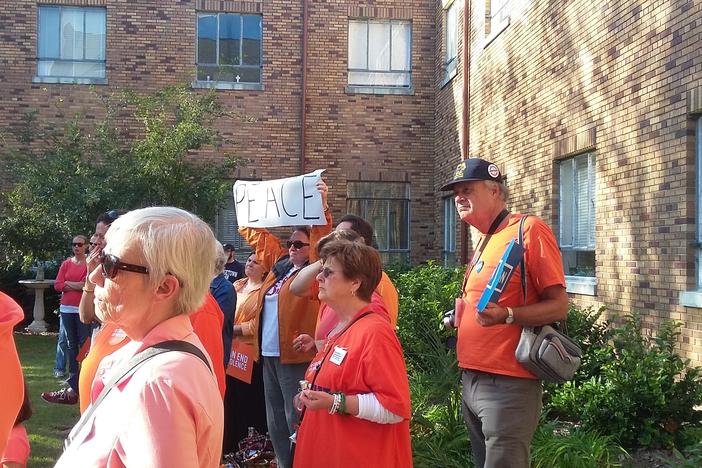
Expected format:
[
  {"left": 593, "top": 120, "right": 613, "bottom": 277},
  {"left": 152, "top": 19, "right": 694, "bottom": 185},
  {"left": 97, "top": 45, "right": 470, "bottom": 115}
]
[
  {"left": 475, "top": 302, "right": 508, "bottom": 327},
  {"left": 293, "top": 333, "right": 315, "bottom": 352},
  {"left": 317, "top": 178, "right": 329, "bottom": 211},
  {"left": 299, "top": 389, "right": 334, "bottom": 412}
]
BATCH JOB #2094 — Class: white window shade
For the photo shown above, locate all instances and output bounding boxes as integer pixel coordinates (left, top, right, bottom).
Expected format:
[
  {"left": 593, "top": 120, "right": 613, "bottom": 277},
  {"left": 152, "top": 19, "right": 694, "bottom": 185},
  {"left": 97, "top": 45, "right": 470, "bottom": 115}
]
[
  {"left": 347, "top": 19, "right": 412, "bottom": 88},
  {"left": 348, "top": 21, "right": 367, "bottom": 69}
]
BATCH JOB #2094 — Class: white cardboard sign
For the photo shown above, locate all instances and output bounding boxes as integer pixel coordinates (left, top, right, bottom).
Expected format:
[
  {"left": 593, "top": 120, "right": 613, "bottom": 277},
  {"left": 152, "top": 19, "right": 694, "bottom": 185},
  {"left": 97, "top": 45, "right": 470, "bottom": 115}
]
[{"left": 233, "top": 169, "right": 326, "bottom": 228}]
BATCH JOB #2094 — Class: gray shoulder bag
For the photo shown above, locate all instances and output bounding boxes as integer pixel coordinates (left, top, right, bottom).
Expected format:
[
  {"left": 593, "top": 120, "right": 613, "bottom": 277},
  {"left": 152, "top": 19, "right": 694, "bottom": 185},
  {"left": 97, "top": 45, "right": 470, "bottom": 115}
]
[{"left": 513, "top": 216, "right": 583, "bottom": 383}]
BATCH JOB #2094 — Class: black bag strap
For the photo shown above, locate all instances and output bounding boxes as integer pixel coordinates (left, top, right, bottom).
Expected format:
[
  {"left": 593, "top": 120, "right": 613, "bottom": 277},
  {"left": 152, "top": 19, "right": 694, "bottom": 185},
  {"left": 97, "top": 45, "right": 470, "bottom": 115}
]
[
  {"left": 516, "top": 216, "right": 569, "bottom": 334},
  {"left": 462, "top": 209, "right": 510, "bottom": 291},
  {"left": 65, "top": 339, "right": 212, "bottom": 451}
]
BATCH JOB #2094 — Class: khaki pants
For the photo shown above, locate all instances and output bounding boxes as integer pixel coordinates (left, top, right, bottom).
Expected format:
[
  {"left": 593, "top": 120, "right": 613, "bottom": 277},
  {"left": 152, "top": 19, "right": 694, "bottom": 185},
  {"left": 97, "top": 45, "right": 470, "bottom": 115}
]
[{"left": 461, "top": 369, "right": 543, "bottom": 468}]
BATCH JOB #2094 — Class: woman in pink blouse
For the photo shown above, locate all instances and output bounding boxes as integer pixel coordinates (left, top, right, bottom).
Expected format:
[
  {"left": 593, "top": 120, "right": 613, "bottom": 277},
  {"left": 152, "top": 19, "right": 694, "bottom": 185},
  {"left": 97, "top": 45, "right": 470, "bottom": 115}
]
[{"left": 42, "top": 235, "right": 89, "bottom": 405}]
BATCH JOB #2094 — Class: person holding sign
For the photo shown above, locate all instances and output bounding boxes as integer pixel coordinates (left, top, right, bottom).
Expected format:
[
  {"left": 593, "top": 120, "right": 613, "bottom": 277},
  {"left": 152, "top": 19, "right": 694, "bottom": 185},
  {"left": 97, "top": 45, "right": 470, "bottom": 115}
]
[
  {"left": 440, "top": 158, "right": 568, "bottom": 468},
  {"left": 237, "top": 179, "right": 331, "bottom": 468},
  {"left": 293, "top": 238, "right": 412, "bottom": 468},
  {"left": 222, "top": 253, "right": 269, "bottom": 454}
]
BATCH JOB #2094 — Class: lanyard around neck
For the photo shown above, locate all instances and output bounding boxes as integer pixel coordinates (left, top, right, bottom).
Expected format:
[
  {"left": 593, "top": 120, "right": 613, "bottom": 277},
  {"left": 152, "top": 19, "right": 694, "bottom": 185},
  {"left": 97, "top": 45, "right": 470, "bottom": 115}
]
[{"left": 464, "top": 209, "right": 510, "bottom": 284}]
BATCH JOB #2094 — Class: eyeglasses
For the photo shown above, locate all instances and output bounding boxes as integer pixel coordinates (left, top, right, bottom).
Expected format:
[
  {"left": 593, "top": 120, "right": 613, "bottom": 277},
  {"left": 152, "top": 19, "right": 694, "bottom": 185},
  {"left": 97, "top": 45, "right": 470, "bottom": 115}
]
[
  {"left": 71, "top": 242, "right": 85, "bottom": 247},
  {"left": 319, "top": 266, "right": 336, "bottom": 279},
  {"left": 286, "top": 240, "right": 310, "bottom": 250},
  {"left": 99, "top": 252, "right": 149, "bottom": 279}
]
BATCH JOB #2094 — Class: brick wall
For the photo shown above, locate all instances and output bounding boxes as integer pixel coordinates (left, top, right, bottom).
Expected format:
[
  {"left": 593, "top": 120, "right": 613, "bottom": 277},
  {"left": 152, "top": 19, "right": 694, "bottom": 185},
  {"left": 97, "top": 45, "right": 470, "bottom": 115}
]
[
  {"left": 434, "top": 0, "right": 702, "bottom": 364},
  {"left": 0, "top": 0, "right": 436, "bottom": 263}
]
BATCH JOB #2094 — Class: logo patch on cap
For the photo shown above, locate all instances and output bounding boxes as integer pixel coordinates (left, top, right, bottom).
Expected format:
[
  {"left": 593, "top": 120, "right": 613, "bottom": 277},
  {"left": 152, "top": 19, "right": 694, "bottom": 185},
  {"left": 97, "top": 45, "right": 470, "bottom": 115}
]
[
  {"left": 487, "top": 164, "right": 500, "bottom": 179},
  {"left": 454, "top": 161, "right": 466, "bottom": 179}
]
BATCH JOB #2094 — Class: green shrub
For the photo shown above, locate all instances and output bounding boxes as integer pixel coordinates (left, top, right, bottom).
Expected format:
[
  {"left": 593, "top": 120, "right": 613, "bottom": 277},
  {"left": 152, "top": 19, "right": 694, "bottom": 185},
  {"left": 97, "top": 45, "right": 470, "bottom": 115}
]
[
  {"left": 393, "top": 262, "right": 464, "bottom": 372},
  {"left": 531, "top": 419, "right": 629, "bottom": 467},
  {"left": 547, "top": 312, "right": 702, "bottom": 449}
]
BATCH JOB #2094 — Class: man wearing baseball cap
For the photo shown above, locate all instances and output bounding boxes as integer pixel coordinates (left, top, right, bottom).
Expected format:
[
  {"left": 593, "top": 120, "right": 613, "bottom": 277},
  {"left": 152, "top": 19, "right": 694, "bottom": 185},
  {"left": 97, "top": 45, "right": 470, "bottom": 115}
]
[
  {"left": 222, "top": 243, "right": 245, "bottom": 283},
  {"left": 441, "top": 157, "right": 568, "bottom": 468}
]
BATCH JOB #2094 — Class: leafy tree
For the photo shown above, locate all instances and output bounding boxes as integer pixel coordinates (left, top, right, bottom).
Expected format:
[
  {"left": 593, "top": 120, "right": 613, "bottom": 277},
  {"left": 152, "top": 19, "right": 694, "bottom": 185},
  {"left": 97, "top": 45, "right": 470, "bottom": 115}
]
[{"left": 0, "top": 85, "right": 244, "bottom": 269}]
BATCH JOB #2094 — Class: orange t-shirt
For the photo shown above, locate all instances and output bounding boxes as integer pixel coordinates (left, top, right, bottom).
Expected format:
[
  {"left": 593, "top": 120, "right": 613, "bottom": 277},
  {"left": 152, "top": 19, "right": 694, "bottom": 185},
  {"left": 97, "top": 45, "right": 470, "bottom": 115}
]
[
  {"left": 0, "top": 292, "right": 25, "bottom": 456},
  {"left": 294, "top": 304, "right": 412, "bottom": 468},
  {"left": 1, "top": 424, "right": 30, "bottom": 466},
  {"left": 79, "top": 323, "right": 129, "bottom": 413},
  {"left": 190, "top": 293, "right": 226, "bottom": 398},
  {"left": 457, "top": 215, "right": 566, "bottom": 378}
]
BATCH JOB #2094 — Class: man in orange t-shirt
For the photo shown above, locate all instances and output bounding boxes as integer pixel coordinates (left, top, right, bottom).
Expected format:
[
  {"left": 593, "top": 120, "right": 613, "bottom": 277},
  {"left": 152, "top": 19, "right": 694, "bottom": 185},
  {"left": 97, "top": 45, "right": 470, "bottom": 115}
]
[{"left": 441, "top": 158, "right": 568, "bottom": 468}]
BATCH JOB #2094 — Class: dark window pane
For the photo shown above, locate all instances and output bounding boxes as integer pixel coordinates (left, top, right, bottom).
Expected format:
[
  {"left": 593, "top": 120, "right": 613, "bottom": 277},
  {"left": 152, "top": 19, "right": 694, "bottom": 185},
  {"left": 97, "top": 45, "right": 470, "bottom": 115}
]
[
  {"left": 388, "top": 200, "right": 409, "bottom": 249},
  {"left": 242, "top": 15, "right": 261, "bottom": 65},
  {"left": 197, "top": 14, "right": 217, "bottom": 64},
  {"left": 364, "top": 200, "right": 389, "bottom": 251},
  {"left": 219, "top": 14, "right": 241, "bottom": 65}
]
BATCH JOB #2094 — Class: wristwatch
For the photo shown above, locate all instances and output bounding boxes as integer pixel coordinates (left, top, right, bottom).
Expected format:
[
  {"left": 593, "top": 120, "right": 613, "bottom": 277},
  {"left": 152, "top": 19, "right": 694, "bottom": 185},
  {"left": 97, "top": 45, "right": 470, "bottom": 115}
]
[{"left": 505, "top": 307, "right": 515, "bottom": 324}]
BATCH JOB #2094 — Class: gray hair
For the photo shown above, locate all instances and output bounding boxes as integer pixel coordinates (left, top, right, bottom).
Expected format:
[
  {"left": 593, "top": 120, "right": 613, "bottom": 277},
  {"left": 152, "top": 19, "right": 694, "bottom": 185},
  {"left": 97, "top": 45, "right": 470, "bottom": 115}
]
[
  {"left": 214, "top": 244, "right": 227, "bottom": 275},
  {"left": 106, "top": 206, "right": 219, "bottom": 315},
  {"left": 485, "top": 180, "right": 509, "bottom": 203}
]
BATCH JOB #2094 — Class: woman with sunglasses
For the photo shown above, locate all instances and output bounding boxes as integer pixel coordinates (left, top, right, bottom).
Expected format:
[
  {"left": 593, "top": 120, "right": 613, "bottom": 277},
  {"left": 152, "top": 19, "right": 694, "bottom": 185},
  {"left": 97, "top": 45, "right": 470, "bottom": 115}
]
[
  {"left": 42, "top": 235, "right": 90, "bottom": 406},
  {"left": 222, "top": 253, "right": 268, "bottom": 454},
  {"left": 57, "top": 207, "right": 223, "bottom": 468},
  {"left": 237, "top": 179, "right": 331, "bottom": 468},
  {"left": 293, "top": 238, "right": 411, "bottom": 468}
]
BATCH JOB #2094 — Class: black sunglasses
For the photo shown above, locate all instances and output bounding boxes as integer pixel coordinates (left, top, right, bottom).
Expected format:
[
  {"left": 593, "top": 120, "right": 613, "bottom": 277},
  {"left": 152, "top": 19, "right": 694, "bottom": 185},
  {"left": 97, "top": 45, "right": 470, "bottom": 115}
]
[
  {"left": 286, "top": 240, "right": 310, "bottom": 249},
  {"left": 71, "top": 242, "right": 85, "bottom": 247},
  {"left": 99, "top": 252, "right": 149, "bottom": 279}
]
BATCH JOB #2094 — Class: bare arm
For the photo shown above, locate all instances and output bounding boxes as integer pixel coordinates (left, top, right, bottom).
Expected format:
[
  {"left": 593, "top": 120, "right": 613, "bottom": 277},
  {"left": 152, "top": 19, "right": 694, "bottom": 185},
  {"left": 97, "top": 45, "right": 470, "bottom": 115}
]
[
  {"left": 477, "top": 285, "right": 569, "bottom": 327},
  {"left": 289, "top": 260, "right": 321, "bottom": 297},
  {"left": 79, "top": 251, "right": 101, "bottom": 324}
]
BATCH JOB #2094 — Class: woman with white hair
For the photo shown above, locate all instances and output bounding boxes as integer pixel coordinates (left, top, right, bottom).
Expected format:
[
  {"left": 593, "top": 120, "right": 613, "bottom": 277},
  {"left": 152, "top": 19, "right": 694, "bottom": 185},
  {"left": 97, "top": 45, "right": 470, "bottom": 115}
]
[{"left": 56, "top": 207, "right": 224, "bottom": 468}]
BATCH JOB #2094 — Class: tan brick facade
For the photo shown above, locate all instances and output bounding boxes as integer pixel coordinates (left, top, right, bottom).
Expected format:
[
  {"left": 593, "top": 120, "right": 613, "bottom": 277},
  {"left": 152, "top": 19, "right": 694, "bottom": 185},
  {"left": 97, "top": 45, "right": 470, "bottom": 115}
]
[
  {"left": 433, "top": 0, "right": 702, "bottom": 364},
  {"left": 0, "top": 0, "right": 436, "bottom": 263}
]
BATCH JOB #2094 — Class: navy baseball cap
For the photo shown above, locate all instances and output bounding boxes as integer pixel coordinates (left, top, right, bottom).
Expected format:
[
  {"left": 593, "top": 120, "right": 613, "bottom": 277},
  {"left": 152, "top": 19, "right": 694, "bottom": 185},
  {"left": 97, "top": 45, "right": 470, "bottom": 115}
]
[{"left": 440, "top": 158, "right": 504, "bottom": 191}]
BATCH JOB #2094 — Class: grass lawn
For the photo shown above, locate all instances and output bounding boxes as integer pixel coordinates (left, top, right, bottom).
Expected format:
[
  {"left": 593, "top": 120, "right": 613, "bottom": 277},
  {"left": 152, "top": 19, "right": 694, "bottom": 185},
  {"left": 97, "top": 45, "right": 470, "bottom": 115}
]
[{"left": 15, "top": 332, "right": 80, "bottom": 467}]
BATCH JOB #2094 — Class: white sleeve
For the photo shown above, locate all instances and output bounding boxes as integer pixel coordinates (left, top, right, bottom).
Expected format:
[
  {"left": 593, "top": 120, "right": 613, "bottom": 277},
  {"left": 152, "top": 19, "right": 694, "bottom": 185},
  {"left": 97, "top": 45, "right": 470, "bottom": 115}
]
[{"left": 354, "top": 393, "right": 403, "bottom": 424}]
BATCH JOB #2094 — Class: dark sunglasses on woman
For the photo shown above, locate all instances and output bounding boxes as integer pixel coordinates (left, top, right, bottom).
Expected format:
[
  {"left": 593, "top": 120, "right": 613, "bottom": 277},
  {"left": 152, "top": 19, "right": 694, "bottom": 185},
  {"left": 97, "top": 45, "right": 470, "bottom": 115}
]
[
  {"left": 286, "top": 240, "right": 310, "bottom": 249},
  {"left": 71, "top": 242, "right": 85, "bottom": 247},
  {"left": 99, "top": 252, "right": 149, "bottom": 279}
]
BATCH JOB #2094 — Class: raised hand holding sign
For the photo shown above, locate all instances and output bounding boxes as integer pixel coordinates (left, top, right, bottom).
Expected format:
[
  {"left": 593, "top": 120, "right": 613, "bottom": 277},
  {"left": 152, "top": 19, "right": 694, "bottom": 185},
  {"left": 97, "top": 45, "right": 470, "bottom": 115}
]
[{"left": 234, "top": 169, "right": 326, "bottom": 228}]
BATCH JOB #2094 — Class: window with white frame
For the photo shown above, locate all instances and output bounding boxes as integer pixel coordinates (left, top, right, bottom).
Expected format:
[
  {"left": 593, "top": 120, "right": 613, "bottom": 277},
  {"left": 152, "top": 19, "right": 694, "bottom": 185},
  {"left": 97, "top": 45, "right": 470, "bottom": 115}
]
[
  {"left": 485, "top": 0, "right": 510, "bottom": 39},
  {"left": 347, "top": 181, "right": 410, "bottom": 264},
  {"left": 443, "top": 196, "right": 457, "bottom": 267},
  {"left": 214, "top": 192, "right": 251, "bottom": 259},
  {"left": 36, "top": 6, "right": 106, "bottom": 80},
  {"left": 197, "top": 13, "right": 262, "bottom": 84},
  {"left": 444, "top": 1, "right": 458, "bottom": 79},
  {"left": 348, "top": 19, "right": 412, "bottom": 88},
  {"left": 559, "top": 152, "right": 596, "bottom": 279}
]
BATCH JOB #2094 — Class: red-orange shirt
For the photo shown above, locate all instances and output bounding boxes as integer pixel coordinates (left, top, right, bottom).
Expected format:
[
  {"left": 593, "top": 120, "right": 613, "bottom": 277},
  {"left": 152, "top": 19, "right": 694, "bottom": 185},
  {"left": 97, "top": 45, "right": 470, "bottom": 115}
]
[
  {"left": 79, "top": 323, "right": 129, "bottom": 413},
  {"left": 457, "top": 215, "right": 566, "bottom": 378},
  {"left": 294, "top": 303, "right": 412, "bottom": 468},
  {"left": 0, "top": 292, "right": 24, "bottom": 456},
  {"left": 190, "top": 293, "right": 226, "bottom": 398}
]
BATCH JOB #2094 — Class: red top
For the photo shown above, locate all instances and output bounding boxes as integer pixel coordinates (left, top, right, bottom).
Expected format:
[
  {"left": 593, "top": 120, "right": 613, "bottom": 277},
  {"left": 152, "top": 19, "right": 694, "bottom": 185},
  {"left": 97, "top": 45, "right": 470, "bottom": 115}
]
[
  {"left": 315, "top": 291, "right": 389, "bottom": 341},
  {"left": 54, "top": 257, "right": 88, "bottom": 307},
  {"left": 294, "top": 303, "right": 412, "bottom": 468},
  {"left": 190, "top": 293, "right": 226, "bottom": 398},
  {"left": 457, "top": 215, "right": 566, "bottom": 378},
  {"left": 0, "top": 292, "right": 24, "bottom": 456}
]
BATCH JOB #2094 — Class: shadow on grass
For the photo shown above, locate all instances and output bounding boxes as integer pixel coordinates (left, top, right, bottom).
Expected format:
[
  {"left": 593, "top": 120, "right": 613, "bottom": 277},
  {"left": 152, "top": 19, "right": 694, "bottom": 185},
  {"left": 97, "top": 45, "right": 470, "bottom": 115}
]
[{"left": 15, "top": 333, "right": 81, "bottom": 468}]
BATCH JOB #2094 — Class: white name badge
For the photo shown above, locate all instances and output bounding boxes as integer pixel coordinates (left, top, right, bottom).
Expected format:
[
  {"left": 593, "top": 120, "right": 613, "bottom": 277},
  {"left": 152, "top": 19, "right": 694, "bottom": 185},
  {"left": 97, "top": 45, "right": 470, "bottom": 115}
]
[{"left": 329, "top": 346, "right": 348, "bottom": 365}]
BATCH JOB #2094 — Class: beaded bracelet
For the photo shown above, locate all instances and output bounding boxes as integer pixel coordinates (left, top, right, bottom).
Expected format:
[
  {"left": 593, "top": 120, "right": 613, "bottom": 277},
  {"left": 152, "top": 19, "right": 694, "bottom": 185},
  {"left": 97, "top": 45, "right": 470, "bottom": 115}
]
[
  {"left": 328, "top": 393, "right": 341, "bottom": 415},
  {"left": 338, "top": 392, "right": 346, "bottom": 415}
]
